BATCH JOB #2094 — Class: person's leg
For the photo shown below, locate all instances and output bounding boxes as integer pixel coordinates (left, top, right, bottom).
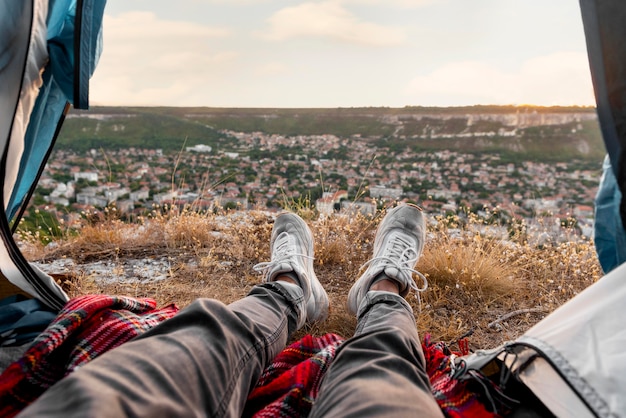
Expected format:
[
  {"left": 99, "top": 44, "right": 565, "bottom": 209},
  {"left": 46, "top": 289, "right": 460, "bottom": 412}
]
[
  {"left": 310, "top": 204, "right": 443, "bottom": 417},
  {"left": 19, "top": 213, "right": 328, "bottom": 418}
]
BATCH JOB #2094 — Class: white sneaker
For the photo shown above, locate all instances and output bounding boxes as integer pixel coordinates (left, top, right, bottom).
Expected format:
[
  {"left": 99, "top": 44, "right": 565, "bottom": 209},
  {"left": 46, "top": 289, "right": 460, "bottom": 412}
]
[
  {"left": 347, "top": 203, "right": 428, "bottom": 314},
  {"left": 253, "top": 213, "right": 329, "bottom": 324}
]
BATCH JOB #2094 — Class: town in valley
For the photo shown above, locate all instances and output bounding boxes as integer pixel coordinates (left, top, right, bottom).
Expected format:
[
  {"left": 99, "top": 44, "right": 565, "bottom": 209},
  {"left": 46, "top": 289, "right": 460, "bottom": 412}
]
[{"left": 24, "top": 106, "right": 604, "bottom": 241}]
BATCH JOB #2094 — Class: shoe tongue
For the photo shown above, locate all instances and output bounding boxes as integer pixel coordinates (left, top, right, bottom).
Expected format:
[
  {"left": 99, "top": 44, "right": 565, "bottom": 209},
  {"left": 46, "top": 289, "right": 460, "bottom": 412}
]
[{"left": 382, "top": 266, "right": 402, "bottom": 282}]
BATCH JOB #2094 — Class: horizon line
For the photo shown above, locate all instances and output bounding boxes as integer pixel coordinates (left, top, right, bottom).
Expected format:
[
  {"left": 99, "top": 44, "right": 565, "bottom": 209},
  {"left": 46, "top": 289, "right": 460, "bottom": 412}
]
[{"left": 85, "top": 104, "right": 598, "bottom": 110}]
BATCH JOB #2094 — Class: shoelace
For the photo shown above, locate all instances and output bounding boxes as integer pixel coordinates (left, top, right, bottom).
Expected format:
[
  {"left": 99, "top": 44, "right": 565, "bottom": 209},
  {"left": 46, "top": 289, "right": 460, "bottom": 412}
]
[
  {"left": 360, "top": 233, "right": 428, "bottom": 307},
  {"left": 253, "top": 232, "right": 314, "bottom": 280}
]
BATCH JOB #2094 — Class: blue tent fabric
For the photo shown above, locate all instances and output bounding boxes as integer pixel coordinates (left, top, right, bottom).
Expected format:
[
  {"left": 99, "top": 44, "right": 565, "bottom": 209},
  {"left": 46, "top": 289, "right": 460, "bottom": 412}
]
[
  {"left": 593, "top": 155, "right": 626, "bottom": 273},
  {"left": 0, "top": 295, "right": 56, "bottom": 347},
  {"left": 8, "top": 72, "right": 69, "bottom": 223},
  {"left": 8, "top": 0, "right": 107, "bottom": 222},
  {"left": 0, "top": 0, "right": 106, "bottom": 310}
]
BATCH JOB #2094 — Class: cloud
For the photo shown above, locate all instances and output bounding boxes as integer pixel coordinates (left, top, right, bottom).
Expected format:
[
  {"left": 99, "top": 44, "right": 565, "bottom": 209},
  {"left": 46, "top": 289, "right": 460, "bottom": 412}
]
[
  {"left": 260, "top": 1, "right": 406, "bottom": 46},
  {"left": 406, "top": 52, "right": 595, "bottom": 106},
  {"left": 90, "top": 12, "right": 236, "bottom": 106}
]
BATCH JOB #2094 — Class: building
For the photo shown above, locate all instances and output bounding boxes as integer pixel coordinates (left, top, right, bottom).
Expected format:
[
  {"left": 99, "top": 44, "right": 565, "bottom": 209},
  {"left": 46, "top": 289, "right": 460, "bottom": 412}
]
[
  {"left": 130, "top": 189, "right": 150, "bottom": 201},
  {"left": 186, "top": 144, "right": 212, "bottom": 153},
  {"left": 75, "top": 193, "right": 108, "bottom": 207},
  {"left": 369, "top": 186, "right": 403, "bottom": 200},
  {"left": 74, "top": 172, "right": 99, "bottom": 182},
  {"left": 104, "top": 187, "right": 130, "bottom": 203}
]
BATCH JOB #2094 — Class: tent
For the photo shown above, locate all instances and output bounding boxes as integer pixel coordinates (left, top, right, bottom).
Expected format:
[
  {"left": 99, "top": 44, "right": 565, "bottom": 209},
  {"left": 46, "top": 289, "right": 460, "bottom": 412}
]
[
  {"left": 0, "top": 0, "right": 106, "bottom": 310},
  {"left": 1, "top": 0, "right": 626, "bottom": 415}
]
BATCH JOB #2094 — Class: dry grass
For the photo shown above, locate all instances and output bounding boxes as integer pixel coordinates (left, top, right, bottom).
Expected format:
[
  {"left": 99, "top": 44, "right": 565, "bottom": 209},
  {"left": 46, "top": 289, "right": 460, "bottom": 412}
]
[{"left": 18, "top": 204, "right": 602, "bottom": 352}]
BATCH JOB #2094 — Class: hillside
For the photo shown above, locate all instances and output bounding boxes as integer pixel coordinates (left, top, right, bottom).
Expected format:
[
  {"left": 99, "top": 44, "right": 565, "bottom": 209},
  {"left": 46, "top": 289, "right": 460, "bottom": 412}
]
[{"left": 59, "top": 106, "right": 604, "bottom": 162}]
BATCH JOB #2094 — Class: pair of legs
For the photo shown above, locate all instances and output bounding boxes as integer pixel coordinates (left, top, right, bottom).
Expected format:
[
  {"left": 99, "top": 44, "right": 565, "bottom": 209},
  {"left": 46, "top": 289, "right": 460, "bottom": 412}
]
[{"left": 19, "top": 204, "right": 443, "bottom": 417}]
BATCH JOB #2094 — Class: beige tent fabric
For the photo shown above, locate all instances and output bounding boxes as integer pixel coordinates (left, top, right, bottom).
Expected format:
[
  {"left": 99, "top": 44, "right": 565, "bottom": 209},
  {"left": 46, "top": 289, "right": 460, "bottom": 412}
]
[{"left": 517, "top": 261, "right": 626, "bottom": 417}]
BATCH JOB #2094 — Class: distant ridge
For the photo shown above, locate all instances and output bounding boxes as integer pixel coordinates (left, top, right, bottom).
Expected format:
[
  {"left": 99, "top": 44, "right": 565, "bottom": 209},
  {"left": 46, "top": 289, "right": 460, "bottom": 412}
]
[{"left": 60, "top": 106, "right": 603, "bottom": 162}]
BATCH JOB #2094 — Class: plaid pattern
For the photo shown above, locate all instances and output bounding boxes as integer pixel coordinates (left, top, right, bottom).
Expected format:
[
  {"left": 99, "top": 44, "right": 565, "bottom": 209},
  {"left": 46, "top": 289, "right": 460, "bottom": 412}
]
[
  {"left": 248, "top": 333, "right": 502, "bottom": 417},
  {"left": 424, "top": 334, "right": 500, "bottom": 417},
  {"left": 0, "top": 294, "right": 179, "bottom": 418},
  {"left": 245, "top": 333, "right": 345, "bottom": 417}
]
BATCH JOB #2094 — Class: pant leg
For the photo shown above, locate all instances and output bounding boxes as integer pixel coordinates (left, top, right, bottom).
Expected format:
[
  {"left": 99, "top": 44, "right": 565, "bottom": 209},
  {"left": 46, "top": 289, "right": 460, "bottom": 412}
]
[
  {"left": 19, "top": 283, "right": 304, "bottom": 418},
  {"left": 310, "top": 291, "right": 443, "bottom": 418}
]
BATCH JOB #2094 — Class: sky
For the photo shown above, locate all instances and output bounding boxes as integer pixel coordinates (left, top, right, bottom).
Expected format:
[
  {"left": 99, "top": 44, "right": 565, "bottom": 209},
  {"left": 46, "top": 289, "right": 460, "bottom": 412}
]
[{"left": 89, "top": 0, "right": 597, "bottom": 108}]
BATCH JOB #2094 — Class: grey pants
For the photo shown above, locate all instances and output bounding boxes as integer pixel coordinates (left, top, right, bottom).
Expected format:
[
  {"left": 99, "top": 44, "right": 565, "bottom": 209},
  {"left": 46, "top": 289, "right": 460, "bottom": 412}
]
[{"left": 19, "top": 284, "right": 443, "bottom": 417}]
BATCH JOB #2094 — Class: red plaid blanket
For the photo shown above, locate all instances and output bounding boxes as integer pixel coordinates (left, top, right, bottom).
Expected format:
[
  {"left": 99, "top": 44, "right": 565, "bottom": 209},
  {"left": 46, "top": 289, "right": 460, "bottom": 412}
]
[
  {"left": 0, "top": 295, "right": 504, "bottom": 417},
  {"left": 245, "top": 333, "right": 345, "bottom": 417},
  {"left": 423, "top": 335, "right": 501, "bottom": 417},
  {"left": 247, "top": 334, "right": 502, "bottom": 418},
  {"left": 0, "top": 295, "right": 179, "bottom": 418}
]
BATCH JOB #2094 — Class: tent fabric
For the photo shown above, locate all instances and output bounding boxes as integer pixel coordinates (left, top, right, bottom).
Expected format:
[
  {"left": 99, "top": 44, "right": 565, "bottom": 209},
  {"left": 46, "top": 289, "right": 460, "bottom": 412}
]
[
  {"left": 515, "top": 261, "right": 626, "bottom": 416},
  {"left": 0, "top": 0, "right": 67, "bottom": 309},
  {"left": 9, "top": 0, "right": 107, "bottom": 223},
  {"left": 593, "top": 155, "right": 626, "bottom": 273},
  {"left": 460, "top": 261, "right": 626, "bottom": 417},
  {"left": 0, "top": 0, "right": 106, "bottom": 309},
  {"left": 0, "top": 295, "right": 57, "bottom": 347},
  {"left": 580, "top": 0, "right": 626, "bottom": 235},
  {"left": 0, "top": 0, "right": 48, "bottom": 218}
]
